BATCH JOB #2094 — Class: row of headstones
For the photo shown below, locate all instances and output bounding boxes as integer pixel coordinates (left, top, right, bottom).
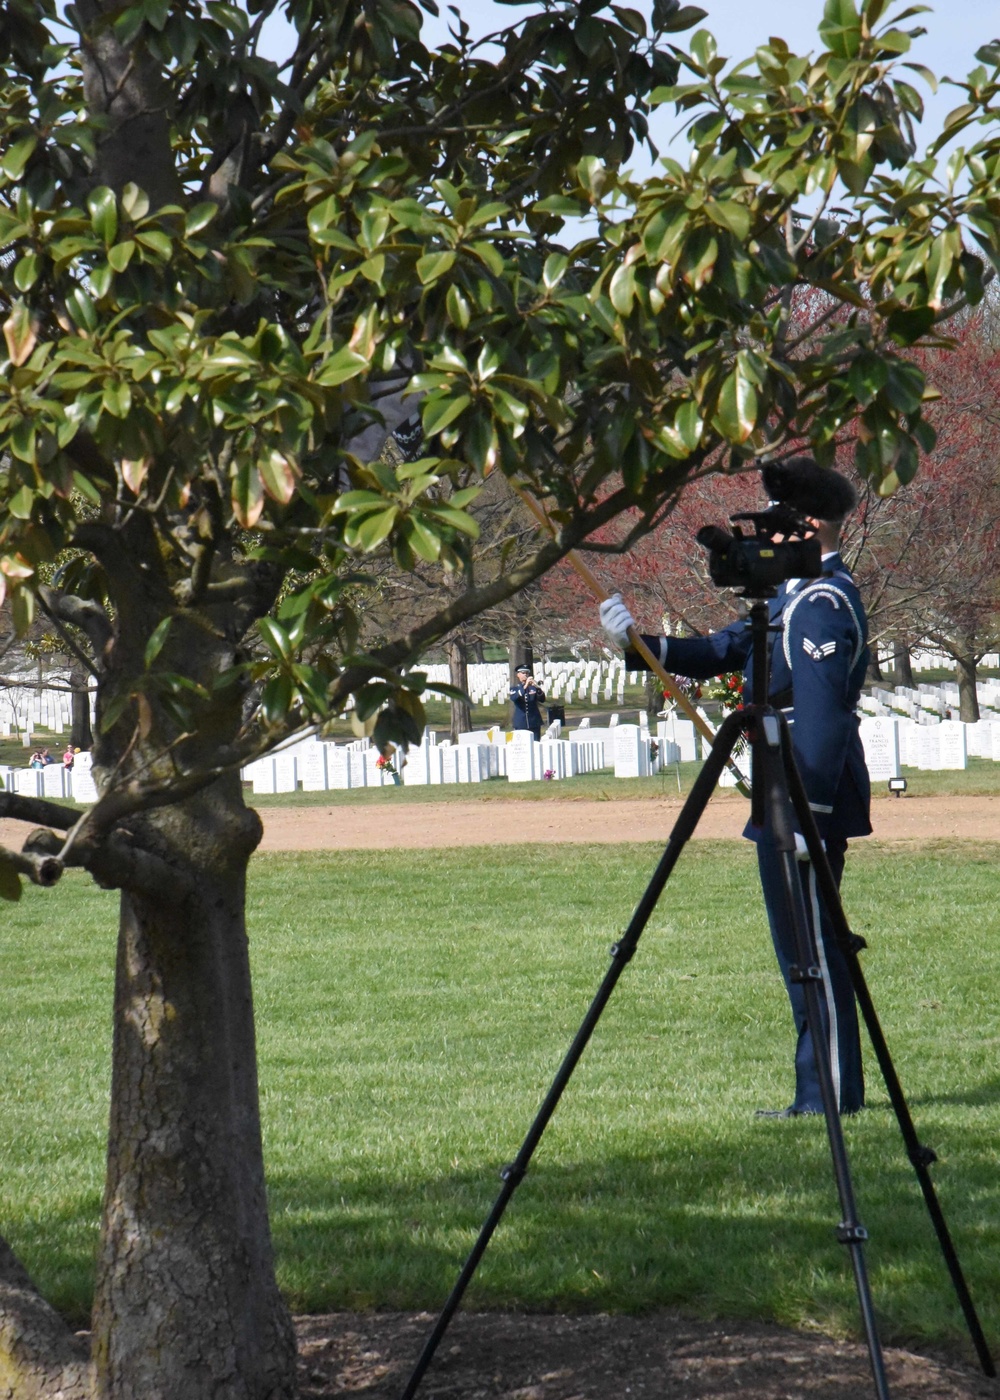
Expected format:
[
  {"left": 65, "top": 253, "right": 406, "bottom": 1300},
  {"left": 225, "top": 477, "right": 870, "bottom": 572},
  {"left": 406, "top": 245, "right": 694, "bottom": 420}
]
[
  {"left": 0, "top": 751, "right": 99, "bottom": 802},
  {"left": 416, "top": 659, "right": 642, "bottom": 708},
  {"left": 861, "top": 680, "right": 1000, "bottom": 721},
  {"left": 858, "top": 716, "right": 1000, "bottom": 778},
  {"left": 240, "top": 718, "right": 704, "bottom": 793}
]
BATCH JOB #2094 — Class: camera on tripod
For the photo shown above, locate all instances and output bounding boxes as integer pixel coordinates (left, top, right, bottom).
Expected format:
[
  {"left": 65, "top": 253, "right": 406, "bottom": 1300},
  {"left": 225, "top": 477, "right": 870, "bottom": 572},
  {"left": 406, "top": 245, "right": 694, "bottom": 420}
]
[{"left": 695, "top": 503, "right": 822, "bottom": 592}]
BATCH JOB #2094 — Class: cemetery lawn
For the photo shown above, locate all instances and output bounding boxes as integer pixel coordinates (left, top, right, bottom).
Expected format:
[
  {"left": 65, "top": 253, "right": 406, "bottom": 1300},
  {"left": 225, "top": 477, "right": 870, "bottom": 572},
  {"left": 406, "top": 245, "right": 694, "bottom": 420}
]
[{"left": 2, "top": 840, "right": 999, "bottom": 1366}]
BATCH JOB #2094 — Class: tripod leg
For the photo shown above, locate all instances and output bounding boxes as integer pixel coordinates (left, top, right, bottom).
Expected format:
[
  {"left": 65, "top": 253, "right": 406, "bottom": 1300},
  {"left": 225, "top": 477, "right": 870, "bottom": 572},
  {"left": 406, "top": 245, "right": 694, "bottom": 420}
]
[
  {"left": 781, "top": 737, "right": 996, "bottom": 1377},
  {"left": 397, "top": 712, "right": 748, "bottom": 1400},
  {"left": 755, "top": 713, "right": 891, "bottom": 1400}
]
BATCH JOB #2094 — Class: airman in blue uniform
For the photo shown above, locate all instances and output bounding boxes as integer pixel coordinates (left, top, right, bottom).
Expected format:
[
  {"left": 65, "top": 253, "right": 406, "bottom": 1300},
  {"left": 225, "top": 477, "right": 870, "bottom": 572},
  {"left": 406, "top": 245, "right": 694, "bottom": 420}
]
[
  {"left": 510, "top": 665, "right": 546, "bottom": 740},
  {"left": 600, "top": 459, "right": 870, "bottom": 1117}
]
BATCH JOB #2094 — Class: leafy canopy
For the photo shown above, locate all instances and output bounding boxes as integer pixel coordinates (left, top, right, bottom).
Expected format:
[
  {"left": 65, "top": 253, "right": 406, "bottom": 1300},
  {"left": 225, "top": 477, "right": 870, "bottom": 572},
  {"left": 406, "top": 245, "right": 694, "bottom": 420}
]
[{"left": 0, "top": 0, "right": 999, "bottom": 778}]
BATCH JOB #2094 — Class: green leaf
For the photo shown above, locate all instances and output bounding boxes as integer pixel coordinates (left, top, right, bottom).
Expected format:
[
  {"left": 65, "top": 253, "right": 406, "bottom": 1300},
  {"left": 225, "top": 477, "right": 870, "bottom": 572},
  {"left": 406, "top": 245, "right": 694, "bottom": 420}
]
[
  {"left": 608, "top": 262, "right": 636, "bottom": 315},
  {"left": 232, "top": 459, "right": 264, "bottom": 527},
  {"left": 87, "top": 186, "right": 118, "bottom": 245},
  {"left": 2, "top": 135, "right": 38, "bottom": 180},
  {"left": 260, "top": 449, "right": 298, "bottom": 504},
  {"left": 107, "top": 239, "right": 136, "bottom": 272},
  {"left": 423, "top": 504, "right": 480, "bottom": 537},
  {"left": 144, "top": 616, "right": 173, "bottom": 668},
  {"left": 3, "top": 301, "right": 37, "bottom": 366},
  {"left": 422, "top": 393, "right": 470, "bottom": 437},
  {"left": 13, "top": 253, "right": 39, "bottom": 292},
  {"left": 185, "top": 202, "right": 219, "bottom": 236},
  {"left": 355, "top": 506, "right": 398, "bottom": 551},
  {"left": 658, "top": 5, "right": 708, "bottom": 32},
  {"left": 400, "top": 515, "right": 442, "bottom": 562},
  {"left": 9, "top": 484, "right": 36, "bottom": 518},
  {"left": 315, "top": 345, "right": 369, "bottom": 386},
  {"left": 64, "top": 287, "right": 98, "bottom": 333},
  {"left": 260, "top": 673, "right": 294, "bottom": 725},
  {"left": 715, "top": 356, "right": 759, "bottom": 443},
  {"left": 416, "top": 250, "right": 457, "bottom": 284},
  {"left": 704, "top": 200, "right": 750, "bottom": 240},
  {"left": 136, "top": 230, "right": 173, "bottom": 260},
  {"left": 258, "top": 616, "right": 293, "bottom": 662},
  {"left": 446, "top": 283, "right": 471, "bottom": 329}
]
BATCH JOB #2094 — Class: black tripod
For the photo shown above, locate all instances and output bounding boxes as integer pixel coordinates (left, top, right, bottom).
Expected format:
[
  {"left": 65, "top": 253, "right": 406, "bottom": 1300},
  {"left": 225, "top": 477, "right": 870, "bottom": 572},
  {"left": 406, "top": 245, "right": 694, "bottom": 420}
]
[{"left": 400, "top": 595, "right": 995, "bottom": 1400}]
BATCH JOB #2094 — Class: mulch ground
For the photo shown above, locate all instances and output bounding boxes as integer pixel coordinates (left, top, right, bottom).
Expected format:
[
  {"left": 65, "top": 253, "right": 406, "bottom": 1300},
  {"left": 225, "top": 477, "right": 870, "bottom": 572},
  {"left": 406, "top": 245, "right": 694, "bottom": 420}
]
[{"left": 294, "top": 1310, "right": 1000, "bottom": 1399}]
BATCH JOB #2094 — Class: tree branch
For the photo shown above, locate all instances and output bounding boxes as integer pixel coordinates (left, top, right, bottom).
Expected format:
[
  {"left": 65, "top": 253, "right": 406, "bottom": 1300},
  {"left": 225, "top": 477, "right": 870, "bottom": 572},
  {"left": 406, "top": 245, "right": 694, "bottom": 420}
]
[
  {"left": 0, "top": 1233, "right": 93, "bottom": 1400},
  {"left": 0, "top": 792, "right": 79, "bottom": 830},
  {"left": 38, "top": 585, "right": 112, "bottom": 659}
]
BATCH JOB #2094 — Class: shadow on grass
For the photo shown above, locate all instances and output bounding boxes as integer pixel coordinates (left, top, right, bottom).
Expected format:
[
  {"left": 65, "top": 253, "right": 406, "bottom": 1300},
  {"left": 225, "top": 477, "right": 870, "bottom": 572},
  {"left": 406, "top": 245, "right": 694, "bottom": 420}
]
[
  {"left": 903, "top": 1077, "right": 1000, "bottom": 1109},
  {"left": 266, "top": 1114, "right": 1000, "bottom": 1360}
]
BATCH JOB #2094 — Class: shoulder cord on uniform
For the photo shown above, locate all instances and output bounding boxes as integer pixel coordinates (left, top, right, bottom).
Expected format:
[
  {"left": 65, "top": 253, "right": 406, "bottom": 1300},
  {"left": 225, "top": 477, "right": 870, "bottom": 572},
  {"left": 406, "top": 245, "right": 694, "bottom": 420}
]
[{"left": 781, "top": 578, "right": 865, "bottom": 672}]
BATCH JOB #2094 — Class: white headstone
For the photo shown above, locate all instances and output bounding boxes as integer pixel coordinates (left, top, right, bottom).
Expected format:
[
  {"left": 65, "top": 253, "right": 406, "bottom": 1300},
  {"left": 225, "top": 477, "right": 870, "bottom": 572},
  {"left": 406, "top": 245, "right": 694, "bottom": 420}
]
[
  {"left": 916, "top": 726, "right": 943, "bottom": 770},
  {"left": 613, "top": 724, "right": 649, "bottom": 778},
  {"left": 507, "top": 742, "right": 537, "bottom": 783},
  {"left": 938, "top": 720, "right": 967, "bottom": 770},
  {"left": 71, "top": 766, "right": 99, "bottom": 803},
  {"left": 860, "top": 717, "right": 900, "bottom": 781},
  {"left": 42, "top": 764, "right": 68, "bottom": 799},
  {"left": 273, "top": 751, "right": 298, "bottom": 792},
  {"left": 300, "top": 743, "right": 329, "bottom": 791},
  {"left": 251, "top": 759, "right": 277, "bottom": 794}
]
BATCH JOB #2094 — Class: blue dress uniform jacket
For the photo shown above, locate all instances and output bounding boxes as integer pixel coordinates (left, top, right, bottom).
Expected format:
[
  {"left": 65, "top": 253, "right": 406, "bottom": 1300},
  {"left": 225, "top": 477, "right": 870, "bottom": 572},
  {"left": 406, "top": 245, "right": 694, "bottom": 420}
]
[
  {"left": 510, "top": 681, "right": 546, "bottom": 737},
  {"left": 624, "top": 555, "right": 872, "bottom": 842},
  {"left": 625, "top": 555, "right": 871, "bottom": 1114}
]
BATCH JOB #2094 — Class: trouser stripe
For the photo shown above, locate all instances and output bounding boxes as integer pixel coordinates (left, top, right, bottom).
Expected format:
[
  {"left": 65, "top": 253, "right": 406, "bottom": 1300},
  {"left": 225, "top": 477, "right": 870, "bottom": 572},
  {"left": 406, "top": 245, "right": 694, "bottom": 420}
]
[{"left": 807, "top": 863, "right": 841, "bottom": 1109}]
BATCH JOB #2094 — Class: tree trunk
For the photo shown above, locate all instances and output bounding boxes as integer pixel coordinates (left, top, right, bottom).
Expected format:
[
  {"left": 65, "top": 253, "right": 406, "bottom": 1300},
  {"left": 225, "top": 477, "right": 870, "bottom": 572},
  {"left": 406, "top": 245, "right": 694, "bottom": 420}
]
[
  {"left": 866, "top": 651, "right": 883, "bottom": 682},
  {"left": 70, "top": 666, "right": 93, "bottom": 751},
  {"left": 644, "top": 672, "right": 661, "bottom": 724},
  {"left": 955, "top": 652, "right": 980, "bottom": 722},
  {"left": 91, "top": 774, "right": 296, "bottom": 1400},
  {"left": 891, "top": 640, "right": 914, "bottom": 688},
  {"left": 507, "top": 633, "right": 533, "bottom": 683},
  {"left": 446, "top": 635, "right": 472, "bottom": 742}
]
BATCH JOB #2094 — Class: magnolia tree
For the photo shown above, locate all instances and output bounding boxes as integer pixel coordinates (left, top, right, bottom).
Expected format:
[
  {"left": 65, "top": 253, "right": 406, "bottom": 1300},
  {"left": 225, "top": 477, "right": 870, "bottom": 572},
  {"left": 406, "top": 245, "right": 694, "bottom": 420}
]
[{"left": 2, "top": 0, "right": 1000, "bottom": 1395}]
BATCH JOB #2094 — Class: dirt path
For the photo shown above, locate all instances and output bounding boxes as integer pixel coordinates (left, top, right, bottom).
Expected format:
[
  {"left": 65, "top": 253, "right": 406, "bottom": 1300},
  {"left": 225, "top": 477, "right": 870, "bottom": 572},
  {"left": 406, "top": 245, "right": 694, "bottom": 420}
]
[
  {"left": 296, "top": 1309, "right": 998, "bottom": 1399},
  {"left": 255, "top": 794, "right": 1000, "bottom": 851}
]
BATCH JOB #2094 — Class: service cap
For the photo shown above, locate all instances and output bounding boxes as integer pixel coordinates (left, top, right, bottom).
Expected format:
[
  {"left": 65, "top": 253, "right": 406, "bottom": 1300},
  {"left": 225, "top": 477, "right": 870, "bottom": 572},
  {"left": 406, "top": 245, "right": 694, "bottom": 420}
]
[{"left": 762, "top": 456, "right": 858, "bottom": 521}]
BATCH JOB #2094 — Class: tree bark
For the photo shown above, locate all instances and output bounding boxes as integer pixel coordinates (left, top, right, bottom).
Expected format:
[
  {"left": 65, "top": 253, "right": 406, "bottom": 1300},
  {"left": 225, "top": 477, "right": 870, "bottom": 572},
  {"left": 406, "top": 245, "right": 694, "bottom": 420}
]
[
  {"left": 891, "top": 640, "right": 914, "bottom": 689},
  {"left": 507, "top": 633, "right": 534, "bottom": 683},
  {"left": 644, "top": 672, "right": 661, "bottom": 723},
  {"left": 446, "top": 635, "right": 472, "bottom": 742},
  {"left": 866, "top": 651, "right": 883, "bottom": 682},
  {"left": 0, "top": 1235, "right": 93, "bottom": 1399},
  {"left": 955, "top": 651, "right": 981, "bottom": 723},
  {"left": 70, "top": 666, "right": 93, "bottom": 752},
  {"left": 90, "top": 773, "right": 296, "bottom": 1400}
]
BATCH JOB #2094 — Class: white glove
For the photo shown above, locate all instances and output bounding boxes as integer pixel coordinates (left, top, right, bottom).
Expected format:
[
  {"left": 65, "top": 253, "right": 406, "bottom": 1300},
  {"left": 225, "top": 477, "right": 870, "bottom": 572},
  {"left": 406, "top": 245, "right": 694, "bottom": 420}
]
[
  {"left": 599, "top": 594, "right": 636, "bottom": 649},
  {"left": 793, "top": 832, "right": 826, "bottom": 862}
]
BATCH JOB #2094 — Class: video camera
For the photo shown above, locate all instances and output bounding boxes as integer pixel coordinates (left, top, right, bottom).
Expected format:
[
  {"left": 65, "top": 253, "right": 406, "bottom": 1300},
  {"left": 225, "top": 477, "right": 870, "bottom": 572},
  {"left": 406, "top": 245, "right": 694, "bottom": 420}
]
[{"left": 695, "top": 503, "right": 822, "bottom": 593}]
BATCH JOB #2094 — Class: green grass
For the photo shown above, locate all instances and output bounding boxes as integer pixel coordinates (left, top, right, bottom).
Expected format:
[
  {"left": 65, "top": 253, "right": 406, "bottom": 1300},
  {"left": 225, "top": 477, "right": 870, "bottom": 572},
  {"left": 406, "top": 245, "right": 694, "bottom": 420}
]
[{"left": 1, "top": 842, "right": 999, "bottom": 1363}]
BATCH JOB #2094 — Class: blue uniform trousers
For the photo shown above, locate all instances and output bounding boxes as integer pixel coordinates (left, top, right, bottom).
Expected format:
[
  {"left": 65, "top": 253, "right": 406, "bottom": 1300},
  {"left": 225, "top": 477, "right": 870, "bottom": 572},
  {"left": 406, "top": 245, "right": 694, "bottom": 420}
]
[{"left": 756, "top": 834, "right": 864, "bottom": 1115}]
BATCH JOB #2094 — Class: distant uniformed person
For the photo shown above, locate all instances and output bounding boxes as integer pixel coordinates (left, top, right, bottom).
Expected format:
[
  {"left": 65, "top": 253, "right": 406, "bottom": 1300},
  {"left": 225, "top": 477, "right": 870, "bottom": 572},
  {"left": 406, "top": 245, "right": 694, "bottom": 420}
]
[
  {"left": 510, "top": 665, "right": 546, "bottom": 741},
  {"left": 599, "top": 458, "right": 871, "bottom": 1117}
]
